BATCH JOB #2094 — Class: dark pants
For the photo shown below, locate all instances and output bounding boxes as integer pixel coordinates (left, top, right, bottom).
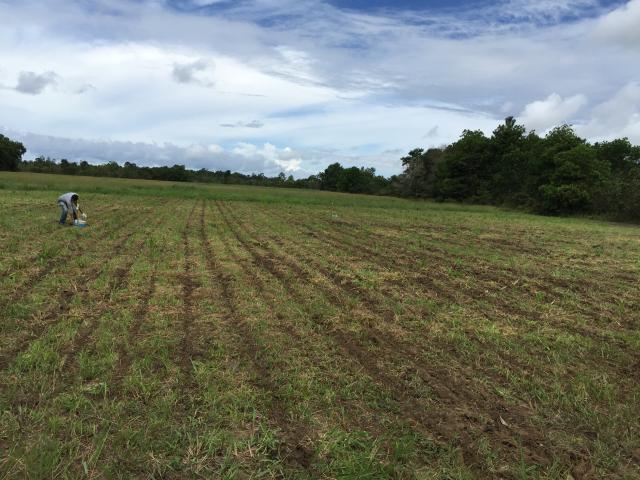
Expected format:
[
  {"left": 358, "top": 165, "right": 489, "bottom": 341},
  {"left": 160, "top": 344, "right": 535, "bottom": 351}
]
[{"left": 58, "top": 201, "right": 76, "bottom": 224}]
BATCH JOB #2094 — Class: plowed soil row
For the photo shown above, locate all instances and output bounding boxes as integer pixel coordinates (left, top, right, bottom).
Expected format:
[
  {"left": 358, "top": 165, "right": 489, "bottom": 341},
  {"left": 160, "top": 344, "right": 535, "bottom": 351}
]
[
  {"left": 266, "top": 209, "right": 550, "bottom": 293},
  {"left": 217, "top": 206, "right": 483, "bottom": 456},
  {"left": 0, "top": 225, "right": 139, "bottom": 372},
  {"left": 257, "top": 216, "right": 634, "bottom": 399},
  {"left": 320, "top": 217, "right": 640, "bottom": 353},
  {"left": 215, "top": 203, "right": 351, "bottom": 310},
  {"left": 62, "top": 217, "right": 160, "bottom": 369},
  {"left": 210, "top": 201, "right": 429, "bottom": 465},
  {"left": 262, "top": 213, "right": 560, "bottom": 323},
  {"left": 279, "top": 208, "right": 636, "bottom": 299},
  {"left": 0, "top": 202, "right": 165, "bottom": 282},
  {"left": 202, "top": 202, "right": 315, "bottom": 471},
  {"left": 228, "top": 204, "right": 502, "bottom": 334},
  {"left": 209, "top": 203, "right": 394, "bottom": 442},
  {"left": 259, "top": 208, "right": 640, "bottom": 453},
  {"left": 111, "top": 267, "right": 157, "bottom": 391},
  {"left": 3, "top": 176, "right": 637, "bottom": 479},
  {"left": 215, "top": 202, "right": 552, "bottom": 471},
  {"left": 6, "top": 219, "right": 159, "bottom": 408},
  {"left": 177, "top": 201, "right": 200, "bottom": 388},
  {"left": 253, "top": 206, "right": 639, "bottom": 392},
  {"left": 69, "top": 217, "right": 160, "bottom": 364},
  {"left": 0, "top": 214, "right": 131, "bottom": 310},
  {"left": 264, "top": 208, "right": 637, "bottom": 340},
  {"left": 327, "top": 211, "right": 637, "bottom": 269}
]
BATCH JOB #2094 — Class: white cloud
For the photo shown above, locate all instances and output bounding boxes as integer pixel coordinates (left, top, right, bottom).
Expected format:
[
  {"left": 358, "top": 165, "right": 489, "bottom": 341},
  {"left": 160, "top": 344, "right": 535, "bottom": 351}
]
[
  {"left": 519, "top": 93, "right": 588, "bottom": 132},
  {"left": 230, "top": 142, "right": 301, "bottom": 172},
  {"left": 518, "top": 82, "right": 640, "bottom": 144},
  {"left": 0, "top": 0, "right": 638, "bottom": 178},
  {"left": 593, "top": 0, "right": 640, "bottom": 49},
  {"left": 578, "top": 82, "right": 640, "bottom": 142}
]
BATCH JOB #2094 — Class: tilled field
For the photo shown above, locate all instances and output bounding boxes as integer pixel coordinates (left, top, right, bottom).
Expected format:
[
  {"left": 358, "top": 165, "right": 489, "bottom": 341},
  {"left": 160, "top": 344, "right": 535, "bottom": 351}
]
[{"left": 1, "top": 186, "right": 639, "bottom": 479}]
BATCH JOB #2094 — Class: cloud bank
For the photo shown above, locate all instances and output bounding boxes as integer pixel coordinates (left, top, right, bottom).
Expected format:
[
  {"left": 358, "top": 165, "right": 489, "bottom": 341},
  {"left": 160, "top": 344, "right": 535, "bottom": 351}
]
[
  {"left": 0, "top": 0, "right": 638, "bottom": 176},
  {"left": 2, "top": 128, "right": 307, "bottom": 176}
]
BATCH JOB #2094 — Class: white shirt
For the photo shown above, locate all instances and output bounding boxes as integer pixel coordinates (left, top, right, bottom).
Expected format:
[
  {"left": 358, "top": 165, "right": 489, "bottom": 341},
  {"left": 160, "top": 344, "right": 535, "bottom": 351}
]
[{"left": 57, "top": 192, "right": 78, "bottom": 212}]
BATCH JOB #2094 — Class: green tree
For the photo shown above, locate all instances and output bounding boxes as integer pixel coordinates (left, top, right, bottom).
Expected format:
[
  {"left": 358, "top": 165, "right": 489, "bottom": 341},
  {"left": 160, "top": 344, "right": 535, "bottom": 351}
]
[
  {"left": 434, "top": 130, "right": 491, "bottom": 201},
  {"left": 319, "top": 163, "right": 344, "bottom": 191},
  {"left": 0, "top": 134, "right": 26, "bottom": 171},
  {"left": 525, "top": 125, "right": 584, "bottom": 209},
  {"left": 123, "top": 161, "right": 140, "bottom": 178},
  {"left": 59, "top": 159, "right": 77, "bottom": 175},
  {"left": 487, "top": 117, "right": 540, "bottom": 204},
  {"left": 594, "top": 138, "right": 640, "bottom": 173},
  {"left": 537, "top": 143, "right": 610, "bottom": 214},
  {"left": 399, "top": 148, "right": 444, "bottom": 197},
  {"left": 592, "top": 139, "right": 640, "bottom": 218}
]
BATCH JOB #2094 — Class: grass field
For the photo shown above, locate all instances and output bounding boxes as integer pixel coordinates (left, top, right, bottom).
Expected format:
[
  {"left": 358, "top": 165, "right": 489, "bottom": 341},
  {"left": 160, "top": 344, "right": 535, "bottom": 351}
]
[{"left": 1, "top": 171, "right": 639, "bottom": 479}]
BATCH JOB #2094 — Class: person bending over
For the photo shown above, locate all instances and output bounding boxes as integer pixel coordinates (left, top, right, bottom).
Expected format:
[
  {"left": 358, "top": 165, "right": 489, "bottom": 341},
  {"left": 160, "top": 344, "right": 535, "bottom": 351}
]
[{"left": 57, "top": 192, "right": 85, "bottom": 225}]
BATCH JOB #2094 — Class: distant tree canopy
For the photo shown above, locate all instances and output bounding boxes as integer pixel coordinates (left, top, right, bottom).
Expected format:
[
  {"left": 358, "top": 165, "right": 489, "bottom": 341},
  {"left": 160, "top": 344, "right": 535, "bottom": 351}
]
[
  {"left": 396, "top": 118, "right": 640, "bottom": 221},
  {"left": 5, "top": 118, "right": 640, "bottom": 221},
  {"left": 19, "top": 155, "right": 316, "bottom": 187},
  {"left": 318, "top": 163, "right": 390, "bottom": 194},
  {"left": 16, "top": 153, "right": 392, "bottom": 194},
  {"left": 0, "top": 134, "right": 26, "bottom": 171}
]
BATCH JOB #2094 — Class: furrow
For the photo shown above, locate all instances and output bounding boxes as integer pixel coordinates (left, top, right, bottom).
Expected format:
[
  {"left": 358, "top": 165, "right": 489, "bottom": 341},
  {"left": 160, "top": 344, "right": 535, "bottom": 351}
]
[
  {"left": 203, "top": 201, "right": 316, "bottom": 472},
  {"left": 262, "top": 207, "right": 639, "bottom": 342},
  {"left": 215, "top": 201, "right": 553, "bottom": 469},
  {"left": 0, "top": 214, "right": 130, "bottom": 310},
  {"left": 177, "top": 200, "right": 200, "bottom": 389},
  {"left": 110, "top": 267, "right": 157, "bottom": 391},
  {"left": 0, "top": 227, "right": 138, "bottom": 372},
  {"left": 271, "top": 207, "right": 637, "bottom": 308}
]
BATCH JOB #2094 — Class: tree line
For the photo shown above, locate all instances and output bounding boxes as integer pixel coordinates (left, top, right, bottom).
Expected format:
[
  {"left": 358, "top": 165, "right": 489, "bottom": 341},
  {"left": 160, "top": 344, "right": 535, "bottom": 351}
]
[
  {"left": 0, "top": 133, "right": 392, "bottom": 193},
  {"left": 2, "top": 120, "right": 640, "bottom": 221},
  {"left": 394, "top": 118, "right": 640, "bottom": 221}
]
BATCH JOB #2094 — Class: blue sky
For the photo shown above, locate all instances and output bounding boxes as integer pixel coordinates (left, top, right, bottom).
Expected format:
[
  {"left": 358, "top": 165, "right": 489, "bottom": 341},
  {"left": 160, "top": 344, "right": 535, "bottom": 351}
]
[
  {"left": 0, "top": 0, "right": 639, "bottom": 176},
  {"left": 328, "top": 0, "right": 487, "bottom": 9}
]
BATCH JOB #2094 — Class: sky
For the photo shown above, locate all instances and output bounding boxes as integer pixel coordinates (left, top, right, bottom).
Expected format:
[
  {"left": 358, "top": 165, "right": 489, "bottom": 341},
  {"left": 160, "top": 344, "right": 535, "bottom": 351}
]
[{"left": 0, "top": 0, "right": 638, "bottom": 177}]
